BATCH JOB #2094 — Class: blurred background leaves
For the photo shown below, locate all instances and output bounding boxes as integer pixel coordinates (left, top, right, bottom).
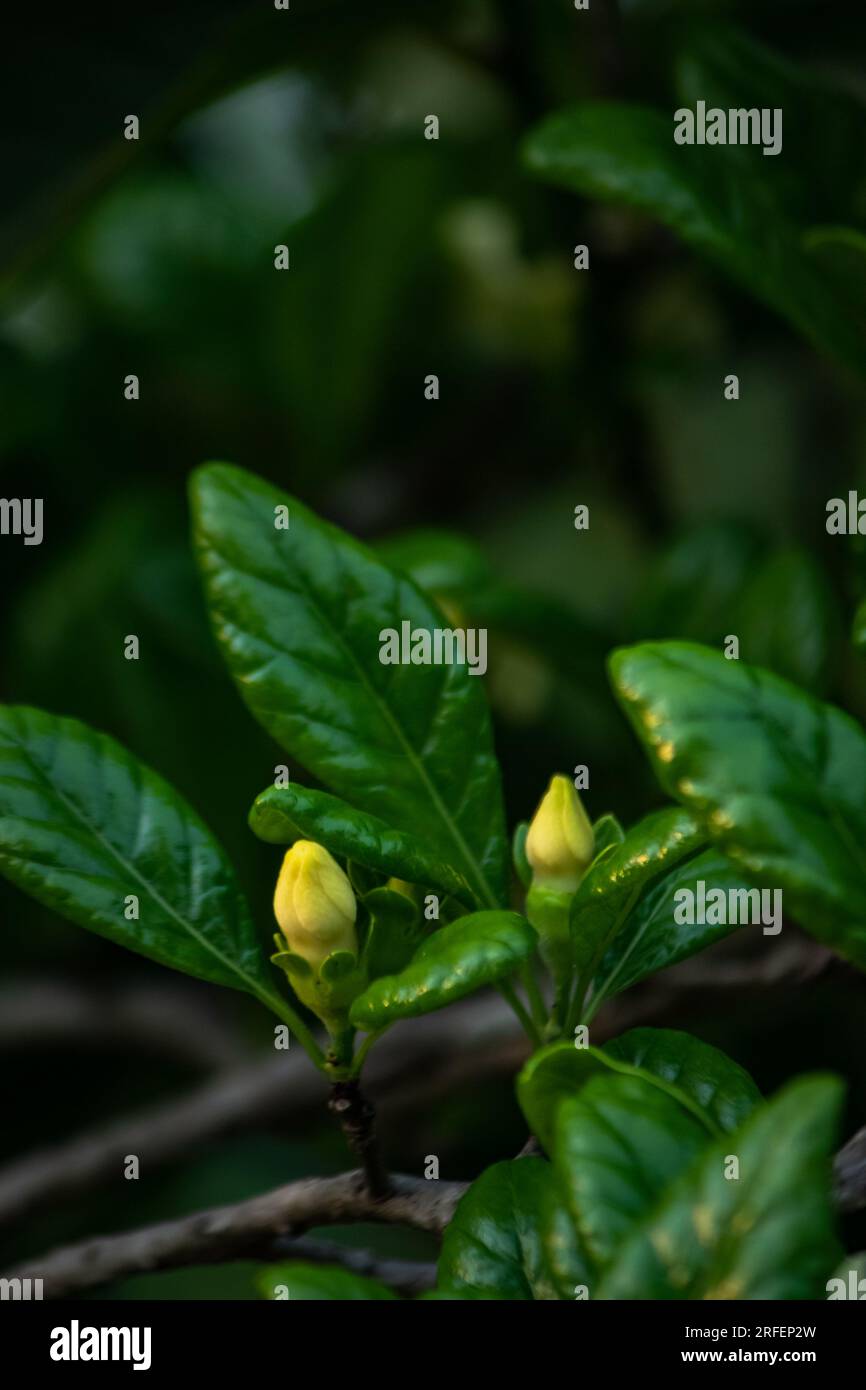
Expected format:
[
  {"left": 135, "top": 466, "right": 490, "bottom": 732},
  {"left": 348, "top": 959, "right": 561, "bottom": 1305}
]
[{"left": 3, "top": 0, "right": 866, "bottom": 1294}]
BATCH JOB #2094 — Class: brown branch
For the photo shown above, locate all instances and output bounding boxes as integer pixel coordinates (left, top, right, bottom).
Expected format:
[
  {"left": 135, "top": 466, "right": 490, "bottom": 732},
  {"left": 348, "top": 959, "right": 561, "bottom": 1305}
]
[
  {"left": 2, "top": 1170, "right": 466, "bottom": 1299},
  {"left": 3, "top": 934, "right": 864, "bottom": 1299},
  {"left": 0, "top": 936, "right": 856, "bottom": 1229}
]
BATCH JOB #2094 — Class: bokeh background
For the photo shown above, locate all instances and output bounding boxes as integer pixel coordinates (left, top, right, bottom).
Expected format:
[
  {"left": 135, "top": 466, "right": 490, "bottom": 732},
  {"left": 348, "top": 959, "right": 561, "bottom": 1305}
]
[{"left": 3, "top": 0, "right": 866, "bottom": 1295}]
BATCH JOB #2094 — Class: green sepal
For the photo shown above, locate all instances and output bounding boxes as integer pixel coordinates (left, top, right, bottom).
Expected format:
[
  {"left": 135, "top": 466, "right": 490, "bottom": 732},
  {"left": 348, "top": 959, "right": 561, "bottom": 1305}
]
[
  {"left": 270, "top": 948, "right": 313, "bottom": 980},
  {"left": 270, "top": 946, "right": 366, "bottom": 1033},
  {"left": 320, "top": 950, "right": 358, "bottom": 983}
]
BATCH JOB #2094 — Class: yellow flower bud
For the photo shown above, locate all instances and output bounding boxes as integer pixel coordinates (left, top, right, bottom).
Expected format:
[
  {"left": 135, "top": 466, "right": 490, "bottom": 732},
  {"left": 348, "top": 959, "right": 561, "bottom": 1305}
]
[
  {"left": 274, "top": 841, "right": 358, "bottom": 972},
  {"left": 525, "top": 774, "right": 594, "bottom": 893}
]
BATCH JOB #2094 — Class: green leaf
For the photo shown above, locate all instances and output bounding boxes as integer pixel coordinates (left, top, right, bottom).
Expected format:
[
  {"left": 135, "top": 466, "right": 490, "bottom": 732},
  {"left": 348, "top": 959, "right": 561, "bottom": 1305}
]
[
  {"left": 257, "top": 1264, "right": 397, "bottom": 1301},
  {"left": 250, "top": 783, "right": 474, "bottom": 906},
  {"left": 554, "top": 1073, "right": 709, "bottom": 1277},
  {"left": 518, "top": 1043, "right": 609, "bottom": 1153},
  {"left": 609, "top": 641, "right": 866, "bottom": 970},
  {"left": 591, "top": 813, "right": 625, "bottom": 855},
  {"left": 0, "top": 705, "right": 272, "bottom": 1000},
  {"left": 569, "top": 806, "right": 704, "bottom": 982},
  {"left": 191, "top": 463, "right": 507, "bottom": 908},
  {"left": 519, "top": 1038, "right": 719, "bottom": 1153},
  {"left": 540, "top": 1175, "right": 591, "bottom": 1300},
  {"left": 524, "top": 103, "right": 866, "bottom": 375},
  {"left": 349, "top": 911, "right": 535, "bottom": 1031},
  {"left": 591, "top": 848, "right": 750, "bottom": 1005},
  {"left": 437, "top": 1158, "right": 559, "bottom": 1300},
  {"left": 360, "top": 887, "right": 425, "bottom": 979},
  {"left": 604, "top": 1028, "right": 761, "bottom": 1135},
  {"left": 598, "top": 1075, "right": 844, "bottom": 1300}
]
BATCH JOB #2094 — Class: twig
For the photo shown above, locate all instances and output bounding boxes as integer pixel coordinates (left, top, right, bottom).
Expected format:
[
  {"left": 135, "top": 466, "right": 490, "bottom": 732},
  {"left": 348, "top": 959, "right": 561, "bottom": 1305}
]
[
  {"left": 2, "top": 1170, "right": 467, "bottom": 1299},
  {"left": 0, "top": 938, "right": 852, "bottom": 1228},
  {"left": 328, "top": 1080, "right": 390, "bottom": 1199}
]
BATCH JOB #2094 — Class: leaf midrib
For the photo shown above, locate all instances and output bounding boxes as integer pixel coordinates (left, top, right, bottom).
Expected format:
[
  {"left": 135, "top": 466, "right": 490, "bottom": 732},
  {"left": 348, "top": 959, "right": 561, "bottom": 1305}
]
[
  {"left": 209, "top": 479, "right": 499, "bottom": 907},
  {"left": 5, "top": 721, "right": 269, "bottom": 1001}
]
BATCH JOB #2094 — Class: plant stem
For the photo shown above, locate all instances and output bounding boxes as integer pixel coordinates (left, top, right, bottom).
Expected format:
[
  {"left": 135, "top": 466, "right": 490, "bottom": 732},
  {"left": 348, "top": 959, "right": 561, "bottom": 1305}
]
[
  {"left": 521, "top": 959, "right": 548, "bottom": 1032},
  {"left": 562, "top": 971, "right": 588, "bottom": 1038},
  {"left": 260, "top": 990, "right": 327, "bottom": 1070},
  {"left": 328, "top": 1079, "right": 391, "bottom": 1199},
  {"left": 349, "top": 1029, "right": 384, "bottom": 1078},
  {"left": 498, "top": 981, "right": 543, "bottom": 1047}
]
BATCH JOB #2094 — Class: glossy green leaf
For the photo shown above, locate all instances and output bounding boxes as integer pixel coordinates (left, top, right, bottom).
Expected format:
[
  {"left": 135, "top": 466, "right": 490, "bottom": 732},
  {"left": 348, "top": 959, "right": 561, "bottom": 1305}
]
[
  {"left": 591, "top": 813, "right": 625, "bottom": 855},
  {"left": 591, "top": 848, "right": 750, "bottom": 1006},
  {"left": 348, "top": 911, "right": 535, "bottom": 1031},
  {"left": 540, "top": 1175, "right": 591, "bottom": 1300},
  {"left": 0, "top": 704, "right": 289, "bottom": 1012},
  {"left": 192, "top": 463, "right": 507, "bottom": 908},
  {"left": 610, "top": 641, "right": 866, "bottom": 970},
  {"left": 257, "top": 1264, "right": 397, "bottom": 1301},
  {"left": 598, "top": 1076, "right": 844, "bottom": 1300},
  {"left": 604, "top": 1028, "right": 761, "bottom": 1135},
  {"left": 554, "top": 1073, "right": 709, "bottom": 1277},
  {"left": 360, "top": 887, "right": 425, "bottom": 980},
  {"left": 519, "top": 1039, "right": 718, "bottom": 1153},
  {"left": 524, "top": 104, "right": 866, "bottom": 375},
  {"left": 250, "top": 783, "right": 474, "bottom": 906},
  {"left": 437, "top": 1158, "right": 559, "bottom": 1300},
  {"left": 518, "top": 1043, "right": 611, "bottom": 1153},
  {"left": 569, "top": 806, "right": 704, "bottom": 982}
]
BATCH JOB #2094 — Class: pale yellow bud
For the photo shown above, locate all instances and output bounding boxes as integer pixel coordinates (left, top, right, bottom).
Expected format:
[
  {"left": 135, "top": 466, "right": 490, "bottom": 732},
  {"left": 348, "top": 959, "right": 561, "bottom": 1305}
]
[
  {"left": 274, "top": 841, "right": 358, "bottom": 971},
  {"left": 525, "top": 774, "right": 594, "bottom": 893}
]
